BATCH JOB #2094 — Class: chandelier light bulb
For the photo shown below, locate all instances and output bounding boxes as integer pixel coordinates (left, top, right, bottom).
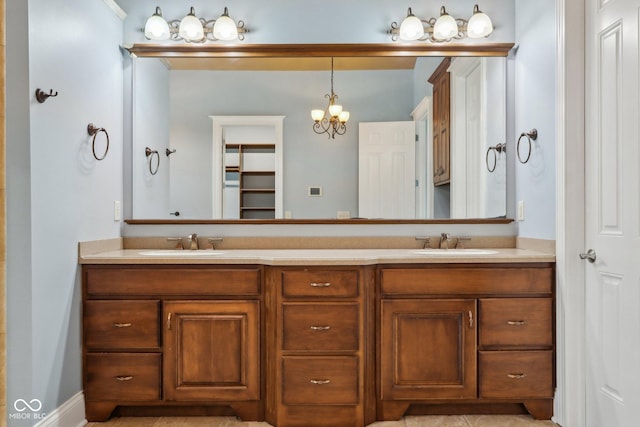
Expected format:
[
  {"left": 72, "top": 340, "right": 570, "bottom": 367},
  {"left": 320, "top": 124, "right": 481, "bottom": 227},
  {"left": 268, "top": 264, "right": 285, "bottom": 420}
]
[
  {"left": 467, "top": 4, "right": 493, "bottom": 38},
  {"left": 179, "top": 7, "right": 204, "bottom": 42},
  {"left": 144, "top": 7, "right": 170, "bottom": 40},
  {"left": 338, "top": 111, "right": 350, "bottom": 123},
  {"left": 329, "top": 104, "right": 343, "bottom": 117},
  {"left": 433, "top": 7, "right": 459, "bottom": 41},
  {"left": 311, "top": 109, "right": 325, "bottom": 122},
  {"left": 213, "top": 7, "right": 239, "bottom": 41},
  {"left": 399, "top": 8, "right": 424, "bottom": 41}
]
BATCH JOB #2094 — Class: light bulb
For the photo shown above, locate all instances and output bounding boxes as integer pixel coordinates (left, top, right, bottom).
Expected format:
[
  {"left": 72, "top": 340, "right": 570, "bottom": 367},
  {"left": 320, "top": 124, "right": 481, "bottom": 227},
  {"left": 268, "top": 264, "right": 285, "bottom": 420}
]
[
  {"left": 467, "top": 5, "right": 493, "bottom": 38},
  {"left": 339, "top": 111, "right": 350, "bottom": 123},
  {"left": 213, "top": 7, "right": 238, "bottom": 41},
  {"left": 311, "top": 109, "right": 325, "bottom": 121},
  {"left": 399, "top": 8, "right": 424, "bottom": 41},
  {"left": 433, "top": 7, "right": 458, "bottom": 41},
  {"left": 329, "top": 104, "right": 343, "bottom": 117},
  {"left": 179, "top": 7, "right": 204, "bottom": 42},
  {"left": 144, "top": 7, "right": 170, "bottom": 40}
]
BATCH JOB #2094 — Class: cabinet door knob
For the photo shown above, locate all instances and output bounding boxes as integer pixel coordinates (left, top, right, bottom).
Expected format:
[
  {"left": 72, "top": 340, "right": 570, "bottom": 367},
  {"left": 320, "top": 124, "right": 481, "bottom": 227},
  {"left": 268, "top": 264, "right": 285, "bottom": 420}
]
[
  {"left": 310, "top": 282, "right": 331, "bottom": 288},
  {"left": 310, "top": 379, "right": 331, "bottom": 385}
]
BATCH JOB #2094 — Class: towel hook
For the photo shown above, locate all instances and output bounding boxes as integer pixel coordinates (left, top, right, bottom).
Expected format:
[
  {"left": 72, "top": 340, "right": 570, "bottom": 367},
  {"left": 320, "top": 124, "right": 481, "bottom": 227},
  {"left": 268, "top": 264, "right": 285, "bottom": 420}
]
[
  {"left": 35, "top": 88, "right": 58, "bottom": 103},
  {"left": 517, "top": 128, "right": 538, "bottom": 164},
  {"left": 165, "top": 148, "right": 176, "bottom": 157},
  {"left": 87, "top": 123, "right": 109, "bottom": 161},
  {"left": 145, "top": 147, "right": 160, "bottom": 175}
]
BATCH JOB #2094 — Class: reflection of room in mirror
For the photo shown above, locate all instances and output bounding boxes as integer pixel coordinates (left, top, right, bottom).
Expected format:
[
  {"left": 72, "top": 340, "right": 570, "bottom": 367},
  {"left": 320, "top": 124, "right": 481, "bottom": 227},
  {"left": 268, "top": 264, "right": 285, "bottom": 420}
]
[{"left": 131, "top": 54, "right": 507, "bottom": 220}]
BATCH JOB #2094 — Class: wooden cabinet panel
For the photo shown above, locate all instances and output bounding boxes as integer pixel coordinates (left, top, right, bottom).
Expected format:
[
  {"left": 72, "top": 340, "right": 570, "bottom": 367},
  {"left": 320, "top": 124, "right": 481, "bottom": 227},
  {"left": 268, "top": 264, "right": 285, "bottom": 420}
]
[
  {"left": 429, "top": 57, "right": 451, "bottom": 186},
  {"left": 479, "top": 298, "right": 553, "bottom": 348},
  {"left": 85, "top": 353, "right": 161, "bottom": 401},
  {"left": 479, "top": 351, "right": 553, "bottom": 399},
  {"left": 380, "top": 267, "right": 553, "bottom": 296},
  {"left": 84, "top": 300, "right": 159, "bottom": 349},
  {"left": 86, "top": 266, "right": 261, "bottom": 297},
  {"left": 163, "top": 300, "right": 260, "bottom": 401},
  {"left": 380, "top": 299, "right": 477, "bottom": 400},
  {"left": 282, "top": 303, "right": 359, "bottom": 352},
  {"left": 281, "top": 270, "right": 359, "bottom": 298},
  {"left": 282, "top": 356, "right": 359, "bottom": 405}
]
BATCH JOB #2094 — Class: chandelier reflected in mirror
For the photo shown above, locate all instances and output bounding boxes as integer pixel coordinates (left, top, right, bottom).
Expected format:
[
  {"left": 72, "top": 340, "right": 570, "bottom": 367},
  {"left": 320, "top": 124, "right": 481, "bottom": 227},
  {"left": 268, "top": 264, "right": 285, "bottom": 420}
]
[{"left": 311, "top": 58, "right": 350, "bottom": 139}]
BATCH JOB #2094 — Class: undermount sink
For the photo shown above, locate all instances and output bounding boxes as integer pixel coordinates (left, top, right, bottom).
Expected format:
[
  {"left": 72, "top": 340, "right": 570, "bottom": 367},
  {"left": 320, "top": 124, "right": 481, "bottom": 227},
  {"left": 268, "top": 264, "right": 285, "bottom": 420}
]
[
  {"left": 138, "top": 250, "right": 225, "bottom": 256},
  {"left": 411, "top": 249, "right": 498, "bottom": 256}
]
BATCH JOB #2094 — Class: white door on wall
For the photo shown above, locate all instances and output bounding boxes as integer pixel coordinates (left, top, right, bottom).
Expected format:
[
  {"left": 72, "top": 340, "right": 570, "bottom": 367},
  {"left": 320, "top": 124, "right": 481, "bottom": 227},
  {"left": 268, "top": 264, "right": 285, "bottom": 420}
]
[
  {"left": 585, "top": 0, "right": 640, "bottom": 425},
  {"left": 358, "top": 122, "right": 416, "bottom": 219}
]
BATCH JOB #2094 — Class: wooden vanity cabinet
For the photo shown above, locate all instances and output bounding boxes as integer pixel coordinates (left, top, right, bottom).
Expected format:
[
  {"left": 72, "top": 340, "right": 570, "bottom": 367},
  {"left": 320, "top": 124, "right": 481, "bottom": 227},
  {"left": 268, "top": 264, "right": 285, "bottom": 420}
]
[
  {"left": 429, "top": 57, "right": 452, "bottom": 186},
  {"left": 377, "top": 264, "right": 555, "bottom": 421},
  {"left": 82, "top": 265, "right": 263, "bottom": 422},
  {"left": 266, "top": 267, "right": 375, "bottom": 427}
]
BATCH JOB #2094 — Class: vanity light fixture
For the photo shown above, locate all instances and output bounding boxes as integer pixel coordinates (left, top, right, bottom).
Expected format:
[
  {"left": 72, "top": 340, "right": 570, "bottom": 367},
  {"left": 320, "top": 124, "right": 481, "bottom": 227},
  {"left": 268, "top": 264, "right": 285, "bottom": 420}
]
[
  {"left": 311, "top": 57, "right": 350, "bottom": 139},
  {"left": 389, "top": 4, "right": 493, "bottom": 42},
  {"left": 144, "top": 6, "right": 248, "bottom": 43}
]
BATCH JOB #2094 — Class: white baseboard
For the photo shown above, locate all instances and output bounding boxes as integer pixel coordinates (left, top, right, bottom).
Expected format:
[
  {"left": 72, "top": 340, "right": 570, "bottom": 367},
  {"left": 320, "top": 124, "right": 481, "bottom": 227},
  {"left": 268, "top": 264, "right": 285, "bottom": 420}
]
[{"left": 33, "top": 392, "right": 87, "bottom": 427}]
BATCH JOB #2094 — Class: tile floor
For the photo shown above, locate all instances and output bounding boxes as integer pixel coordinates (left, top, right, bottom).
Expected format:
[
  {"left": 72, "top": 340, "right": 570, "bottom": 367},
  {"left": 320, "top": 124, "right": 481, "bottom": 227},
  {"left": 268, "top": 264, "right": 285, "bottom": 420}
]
[{"left": 86, "top": 415, "right": 559, "bottom": 427}]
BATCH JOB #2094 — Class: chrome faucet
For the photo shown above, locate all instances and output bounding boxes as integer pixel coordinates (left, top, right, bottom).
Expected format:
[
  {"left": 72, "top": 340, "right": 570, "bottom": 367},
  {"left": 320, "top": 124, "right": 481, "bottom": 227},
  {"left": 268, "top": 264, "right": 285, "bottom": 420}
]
[
  {"left": 188, "top": 233, "right": 199, "bottom": 250},
  {"left": 439, "top": 233, "right": 452, "bottom": 249},
  {"left": 415, "top": 236, "right": 431, "bottom": 249}
]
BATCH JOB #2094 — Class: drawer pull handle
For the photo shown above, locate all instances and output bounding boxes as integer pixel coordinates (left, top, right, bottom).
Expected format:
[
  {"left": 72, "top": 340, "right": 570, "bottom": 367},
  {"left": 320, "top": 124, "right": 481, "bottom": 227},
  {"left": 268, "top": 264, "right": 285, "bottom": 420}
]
[
  {"left": 167, "top": 313, "right": 172, "bottom": 330},
  {"left": 310, "top": 325, "right": 331, "bottom": 331},
  {"left": 113, "top": 323, "right": 132, "bottom": 328},
  {"left": 507, "top": 320, "right": 528, "bottom": 326},
  {"left": 310, "top": 379, "right": 331, "bottom": 385},
  {"left": 468, "top": 311, "right": 474, "bottom": 328},
  {"left": 507, "top": 373, "right": 527, "bottom": 379},
  {"left": 115, "top": 376, "right": 134, "bottom": 381},
  {"left": 310, "top": 282, "right": 332, "bottom": 288}
]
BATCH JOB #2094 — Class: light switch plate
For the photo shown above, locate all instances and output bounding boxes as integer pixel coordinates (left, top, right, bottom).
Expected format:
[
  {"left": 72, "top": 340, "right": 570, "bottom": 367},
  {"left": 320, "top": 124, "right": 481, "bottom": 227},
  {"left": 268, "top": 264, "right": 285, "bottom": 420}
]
[
  {"left": 517, "top": 200, "right": 525, "bottom": 221},
  {"left": 114, "top": 200, "right": 121, "bottom": 221}
]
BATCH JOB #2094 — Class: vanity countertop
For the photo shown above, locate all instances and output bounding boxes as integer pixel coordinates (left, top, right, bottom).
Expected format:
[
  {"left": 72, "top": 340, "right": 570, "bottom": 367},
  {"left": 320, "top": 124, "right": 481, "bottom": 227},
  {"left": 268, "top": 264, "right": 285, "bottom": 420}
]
[{"left": 79, "top": 248, "right": 555, "bottom": 266}]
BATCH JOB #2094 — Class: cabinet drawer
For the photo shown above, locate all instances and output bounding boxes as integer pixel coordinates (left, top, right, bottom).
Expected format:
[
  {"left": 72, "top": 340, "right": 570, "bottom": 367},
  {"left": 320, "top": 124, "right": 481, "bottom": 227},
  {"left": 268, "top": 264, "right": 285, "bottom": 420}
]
[
  {"left": 282, "top": 356, "right": 359, "bottom": 405},
  {"left": 480, "top": 298, "right": 552, "bottom": 348},
  {"left": 85, "top": 353, "right": 161, "bottom": 401},
  {"left": 282, "top": 303, "right": 359, "bottom": 352},
  {"left": 85, "top": 267, "right": 261, "bottom": 296},
  {"left": 281, "top": 270, "right": 359, "bottom": 298},
  {"left": 479, "top": 351, "right": 553, "bottom": 399},
  {"left": 84, "top": 300, "right": 159, "bottom": 349},
  {"left": 380, "top": 267, "right": 553, "bottom": 296}
]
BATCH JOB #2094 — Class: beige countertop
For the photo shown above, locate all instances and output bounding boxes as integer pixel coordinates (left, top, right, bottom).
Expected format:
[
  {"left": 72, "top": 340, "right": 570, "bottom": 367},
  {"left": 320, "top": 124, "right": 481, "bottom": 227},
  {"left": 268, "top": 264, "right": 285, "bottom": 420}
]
[{"left": 79, "top": 248, "right": 555, "bottom": 266}]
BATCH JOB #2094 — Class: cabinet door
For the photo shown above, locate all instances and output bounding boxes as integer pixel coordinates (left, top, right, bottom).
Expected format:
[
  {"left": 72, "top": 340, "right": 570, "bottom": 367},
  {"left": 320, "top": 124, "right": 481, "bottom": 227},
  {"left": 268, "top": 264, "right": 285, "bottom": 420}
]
[
  {"left": 430, "top": 58, "right": 451, "bottom": 186},
  {"left": 380, "top": 299, "right": 476, "bottom": 400},
  {"left": 164, "top": 300, "right": 260, "bottom": 401}
]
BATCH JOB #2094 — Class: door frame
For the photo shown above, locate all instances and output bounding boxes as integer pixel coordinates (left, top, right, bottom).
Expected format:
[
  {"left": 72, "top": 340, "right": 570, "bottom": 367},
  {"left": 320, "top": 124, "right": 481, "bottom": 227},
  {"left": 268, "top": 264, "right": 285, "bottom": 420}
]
[{"left": 556, "top": 0, "right": 586, "bottom": 426}]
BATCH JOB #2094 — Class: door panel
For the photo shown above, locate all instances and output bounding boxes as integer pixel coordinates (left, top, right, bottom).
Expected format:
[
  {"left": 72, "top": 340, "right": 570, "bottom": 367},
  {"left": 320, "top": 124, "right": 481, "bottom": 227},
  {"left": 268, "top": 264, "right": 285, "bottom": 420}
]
[{"left": 586, "top": 0, "right": 640, "bottom": 425}]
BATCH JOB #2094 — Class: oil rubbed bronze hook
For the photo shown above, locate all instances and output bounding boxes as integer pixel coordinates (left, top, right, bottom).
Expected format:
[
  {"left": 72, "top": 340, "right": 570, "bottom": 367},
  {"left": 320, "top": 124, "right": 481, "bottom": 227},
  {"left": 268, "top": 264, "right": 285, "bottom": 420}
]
[
  {"left": 35, "top": 88, "right": 58, "bottom": 103},
  {"left": 165, "top": 148, "right": 176, "bottom": 157},
  {"left": 87, "top": 123, "right": 110, "bottom": 161}
]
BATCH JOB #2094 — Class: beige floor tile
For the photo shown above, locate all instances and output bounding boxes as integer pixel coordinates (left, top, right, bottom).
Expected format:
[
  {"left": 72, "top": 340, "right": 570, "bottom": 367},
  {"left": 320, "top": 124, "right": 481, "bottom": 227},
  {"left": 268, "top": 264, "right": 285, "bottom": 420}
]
[
  {"left": 405, "top": 415, "right": 471, "bottom": 427},
  {"left": 464, "top": 415, "right": 557, "bottom": 427},
  {"left": 367, "top": 421, "right": 406, "bottom": 427},
  {"left": 153, "top": 417, "right": 242, "bottom": 426},
  {"left": 86, "top": 417, "right": 158, "bottom": 426}
]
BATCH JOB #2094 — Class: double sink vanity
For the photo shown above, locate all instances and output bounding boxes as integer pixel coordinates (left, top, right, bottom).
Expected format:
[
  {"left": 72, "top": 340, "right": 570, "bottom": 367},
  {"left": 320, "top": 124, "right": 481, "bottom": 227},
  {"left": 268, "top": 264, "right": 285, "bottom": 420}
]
[{"left": 79, "top": 238, "right": 555, "bottom": 427}]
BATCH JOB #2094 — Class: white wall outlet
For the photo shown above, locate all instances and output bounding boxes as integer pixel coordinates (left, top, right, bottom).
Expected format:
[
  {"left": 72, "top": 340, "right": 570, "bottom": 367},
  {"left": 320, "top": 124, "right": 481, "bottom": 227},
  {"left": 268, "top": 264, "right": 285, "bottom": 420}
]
[
  {"left": 284, "top": 210, "right": 292, "bottom": 219},
  {"left": 517, "top": 200, "right": 525, "bottom": 221},
  {"left": 337, "top": 211, "right": 350, "bottom": 219},
  {"left": 114, "top": 200, "right": 121, "bottom": 221}
]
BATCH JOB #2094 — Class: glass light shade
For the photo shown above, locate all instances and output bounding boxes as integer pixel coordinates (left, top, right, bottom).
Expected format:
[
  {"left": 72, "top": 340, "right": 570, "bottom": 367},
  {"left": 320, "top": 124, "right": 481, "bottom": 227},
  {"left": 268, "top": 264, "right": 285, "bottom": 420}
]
[
  {"left": 338, "top": 111, "right": 350, "bottom": 123},
  {"left": 399, "top": 12, "right": 424, "bottom": 41},
  {"left": 213, "top": 14, "right": 238, "bottom": 41},
  {"left": 179, "top": 8, "right": 204, "bottom": 42},
  {"left": 311, "top": 109, "right": 325, "bottom": 121},
  {"left": 433, "top": 11, "right": 458, "bottom": 41},
  {"left": 328, "top": 104, "right": 343, "bottom": 117},
  {"left": 144, "top": 8, "right": 170, "bottom": 40},
  {"left": 467, "top": 7, "right": 493, "bottom": 38}
]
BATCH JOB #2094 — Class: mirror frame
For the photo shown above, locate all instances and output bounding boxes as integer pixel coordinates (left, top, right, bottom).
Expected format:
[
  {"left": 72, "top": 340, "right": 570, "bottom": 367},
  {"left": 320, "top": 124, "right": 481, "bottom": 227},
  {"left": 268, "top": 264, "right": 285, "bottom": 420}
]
[{"left": 125, "top": 42, "right": 515, "bottom": 225}]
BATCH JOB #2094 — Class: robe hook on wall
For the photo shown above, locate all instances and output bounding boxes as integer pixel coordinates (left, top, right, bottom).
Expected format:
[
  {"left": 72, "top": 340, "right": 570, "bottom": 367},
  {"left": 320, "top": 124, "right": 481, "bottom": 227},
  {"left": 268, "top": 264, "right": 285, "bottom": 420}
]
[
  {"left": 35, "top": 88, "right": 59, "bottom": 103},
  {"left": 166, "top": 148, "right": 176, "bottom": 157}
]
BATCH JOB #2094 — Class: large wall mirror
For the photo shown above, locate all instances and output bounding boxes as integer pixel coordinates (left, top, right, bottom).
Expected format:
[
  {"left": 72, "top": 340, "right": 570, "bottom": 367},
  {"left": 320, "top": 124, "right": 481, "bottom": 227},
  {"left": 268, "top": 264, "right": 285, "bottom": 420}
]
[{"left": 129, "top": 44, "right": 513, "bottom": 223}]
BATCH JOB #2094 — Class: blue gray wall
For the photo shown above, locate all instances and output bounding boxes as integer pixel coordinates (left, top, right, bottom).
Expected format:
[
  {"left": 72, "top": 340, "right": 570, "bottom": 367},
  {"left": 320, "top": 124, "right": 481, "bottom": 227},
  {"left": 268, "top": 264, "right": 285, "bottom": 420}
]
[{"left": 6, "top": 0, "right": 124, "bottom": 425}]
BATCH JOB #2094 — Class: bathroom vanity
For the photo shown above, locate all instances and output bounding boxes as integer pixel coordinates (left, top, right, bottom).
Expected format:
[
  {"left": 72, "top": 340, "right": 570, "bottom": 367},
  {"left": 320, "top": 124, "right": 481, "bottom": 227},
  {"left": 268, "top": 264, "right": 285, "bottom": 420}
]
[{"left": 80, "top": 247, "right": 555, "bottom": 426}]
